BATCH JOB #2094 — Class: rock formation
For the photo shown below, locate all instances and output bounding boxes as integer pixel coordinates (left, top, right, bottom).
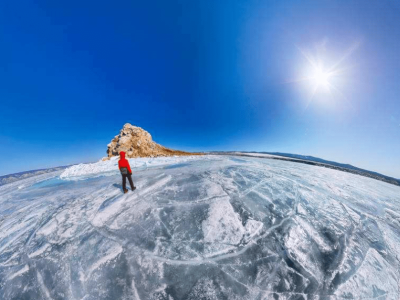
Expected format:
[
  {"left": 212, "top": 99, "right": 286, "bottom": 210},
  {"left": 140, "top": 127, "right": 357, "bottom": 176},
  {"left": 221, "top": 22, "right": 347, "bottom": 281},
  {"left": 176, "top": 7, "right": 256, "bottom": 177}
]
[{"left": 107, "top": 123, "right": 197, "bottom": 158}]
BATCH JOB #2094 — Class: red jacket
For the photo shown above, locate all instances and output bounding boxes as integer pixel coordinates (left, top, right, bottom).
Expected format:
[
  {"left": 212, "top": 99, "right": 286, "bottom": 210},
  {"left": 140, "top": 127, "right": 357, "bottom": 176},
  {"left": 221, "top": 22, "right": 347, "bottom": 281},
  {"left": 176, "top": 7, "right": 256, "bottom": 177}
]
[{"left": 118, "top": 152, "right": 132, "bottom": 174}]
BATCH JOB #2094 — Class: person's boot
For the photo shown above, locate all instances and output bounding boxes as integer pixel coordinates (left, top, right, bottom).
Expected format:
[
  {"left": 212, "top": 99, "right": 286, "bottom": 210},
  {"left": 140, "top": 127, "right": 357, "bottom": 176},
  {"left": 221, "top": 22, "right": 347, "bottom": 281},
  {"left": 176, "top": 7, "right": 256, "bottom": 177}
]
[
  {"left": 132, "top": 186, "right": 136, "bottom": 191},
  {"left": 124, "top": 189, "right": 128, "bottom": 194}
]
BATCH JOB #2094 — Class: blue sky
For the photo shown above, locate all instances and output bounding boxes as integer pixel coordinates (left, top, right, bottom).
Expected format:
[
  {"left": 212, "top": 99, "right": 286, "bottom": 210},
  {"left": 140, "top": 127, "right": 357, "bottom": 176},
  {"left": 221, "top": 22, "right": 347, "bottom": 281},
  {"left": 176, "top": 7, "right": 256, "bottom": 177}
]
[{"left": 1, "top": 0, "right": 399, "bottom": 178}]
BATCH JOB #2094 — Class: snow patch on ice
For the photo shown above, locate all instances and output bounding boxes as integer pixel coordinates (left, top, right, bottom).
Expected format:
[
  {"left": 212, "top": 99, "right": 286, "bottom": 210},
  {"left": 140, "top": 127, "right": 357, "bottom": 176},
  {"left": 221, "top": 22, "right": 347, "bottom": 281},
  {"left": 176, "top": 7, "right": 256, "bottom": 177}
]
[
  {"left": 337, "top": 248, "right": 398, "bottom": 299},
  {"left": 87, "top": 245, "right": 123, "bottom": 277},
  {"left": 202, "top": 197, "right": 263, "bottom": 248},
  {"left": 28, "top": 244, "right": 51, "bottom": 258},
  {"left": 8, "top": 265, "right": 29, "bottom": 280},
  {"left": 203, "top": 197, "right": 245, "bottom": 246}
]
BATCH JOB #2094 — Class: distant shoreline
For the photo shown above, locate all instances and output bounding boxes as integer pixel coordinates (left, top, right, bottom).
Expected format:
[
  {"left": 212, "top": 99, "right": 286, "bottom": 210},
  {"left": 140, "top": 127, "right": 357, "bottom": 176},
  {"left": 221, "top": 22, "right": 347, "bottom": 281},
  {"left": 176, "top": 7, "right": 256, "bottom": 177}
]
[
  {"left": 0, "top": 166, "right": 69, "bottom": 186},
  {"left": 211, "top": 151, "right": 400, "bottom": 187}
]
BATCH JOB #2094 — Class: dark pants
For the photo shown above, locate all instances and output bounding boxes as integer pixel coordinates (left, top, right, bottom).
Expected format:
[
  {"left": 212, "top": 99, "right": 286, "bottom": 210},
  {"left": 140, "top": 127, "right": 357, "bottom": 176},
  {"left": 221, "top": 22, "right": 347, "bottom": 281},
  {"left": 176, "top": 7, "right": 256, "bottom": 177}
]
[{"left": 122, "top": 174, "right": 135, "bottom": 191}]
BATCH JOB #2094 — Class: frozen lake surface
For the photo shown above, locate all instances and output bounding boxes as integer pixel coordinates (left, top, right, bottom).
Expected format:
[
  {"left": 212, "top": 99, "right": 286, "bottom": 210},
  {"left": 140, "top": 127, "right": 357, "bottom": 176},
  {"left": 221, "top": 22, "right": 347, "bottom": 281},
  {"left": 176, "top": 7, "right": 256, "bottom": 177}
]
[{"left": 1, "top": 155, "right": 400, "bottom": 299}]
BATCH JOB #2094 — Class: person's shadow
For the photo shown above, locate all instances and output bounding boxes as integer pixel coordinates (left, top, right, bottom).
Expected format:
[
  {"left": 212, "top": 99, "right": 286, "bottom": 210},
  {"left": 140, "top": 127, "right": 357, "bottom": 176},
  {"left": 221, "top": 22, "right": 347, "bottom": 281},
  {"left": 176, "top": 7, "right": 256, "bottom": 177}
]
[{"left": 112, "top": 183, "right": 123, "bottom": 191}]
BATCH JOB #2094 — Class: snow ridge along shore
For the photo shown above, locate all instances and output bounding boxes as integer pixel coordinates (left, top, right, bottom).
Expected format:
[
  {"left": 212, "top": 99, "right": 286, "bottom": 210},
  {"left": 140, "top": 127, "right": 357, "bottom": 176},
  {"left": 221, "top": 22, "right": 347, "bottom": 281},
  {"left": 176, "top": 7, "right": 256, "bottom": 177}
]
[{"left": 60, "top": 155, "right": 209, "bottom": 180}]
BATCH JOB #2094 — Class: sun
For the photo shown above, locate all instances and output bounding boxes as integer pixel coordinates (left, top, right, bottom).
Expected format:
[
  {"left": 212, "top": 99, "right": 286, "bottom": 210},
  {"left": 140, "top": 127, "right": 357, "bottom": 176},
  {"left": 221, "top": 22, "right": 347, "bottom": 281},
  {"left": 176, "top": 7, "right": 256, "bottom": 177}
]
[
  {"left": 311, "top": 66, "right": 331, "bottom": 89},
  {"left": 291, "top": 40, "right": 361, "bottom": 109}
]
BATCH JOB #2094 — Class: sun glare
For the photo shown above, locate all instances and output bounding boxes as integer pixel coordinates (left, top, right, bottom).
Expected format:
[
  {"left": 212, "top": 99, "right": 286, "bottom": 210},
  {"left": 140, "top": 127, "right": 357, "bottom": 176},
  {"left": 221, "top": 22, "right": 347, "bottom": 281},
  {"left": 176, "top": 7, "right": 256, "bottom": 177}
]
[
  {"left": 312, "top": 66, "right": 331, "bottom": 88},
  {"left": 296, "top": 40, "right": 361, "bottom": 100}
]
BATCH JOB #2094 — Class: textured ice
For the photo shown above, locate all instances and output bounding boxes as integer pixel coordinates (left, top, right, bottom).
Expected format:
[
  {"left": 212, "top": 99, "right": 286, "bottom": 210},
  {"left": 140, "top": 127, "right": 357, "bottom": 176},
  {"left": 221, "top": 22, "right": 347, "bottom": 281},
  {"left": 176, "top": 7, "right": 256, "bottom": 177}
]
[{"left": 1, "top": 155, "right": 400, "bottom": 299}]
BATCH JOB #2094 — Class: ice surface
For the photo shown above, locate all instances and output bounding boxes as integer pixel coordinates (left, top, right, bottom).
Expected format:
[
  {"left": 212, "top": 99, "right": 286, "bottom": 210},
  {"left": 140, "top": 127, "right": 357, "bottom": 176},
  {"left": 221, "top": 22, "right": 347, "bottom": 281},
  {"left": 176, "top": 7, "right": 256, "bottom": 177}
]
[{"left": 1, "top": 155, "right": 400, "bottom": 299}]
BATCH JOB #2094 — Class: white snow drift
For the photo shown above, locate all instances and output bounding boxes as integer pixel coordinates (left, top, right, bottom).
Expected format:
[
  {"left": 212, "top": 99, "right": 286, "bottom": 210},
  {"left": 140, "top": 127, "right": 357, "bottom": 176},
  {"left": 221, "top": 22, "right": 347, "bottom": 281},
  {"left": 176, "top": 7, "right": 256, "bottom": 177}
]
[{"left": 60, "top": 155, "right": 209, "bottom": 179}]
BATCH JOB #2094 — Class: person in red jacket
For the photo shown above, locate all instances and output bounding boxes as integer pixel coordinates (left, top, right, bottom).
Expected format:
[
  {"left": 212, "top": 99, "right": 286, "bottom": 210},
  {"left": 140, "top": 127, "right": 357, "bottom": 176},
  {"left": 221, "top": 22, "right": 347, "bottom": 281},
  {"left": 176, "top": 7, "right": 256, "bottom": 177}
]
[{"left": 118, "top": 151, "right": 136, "bottom": 193}]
